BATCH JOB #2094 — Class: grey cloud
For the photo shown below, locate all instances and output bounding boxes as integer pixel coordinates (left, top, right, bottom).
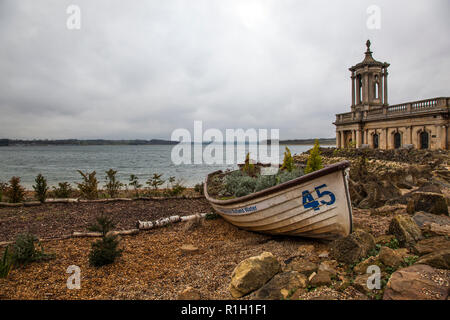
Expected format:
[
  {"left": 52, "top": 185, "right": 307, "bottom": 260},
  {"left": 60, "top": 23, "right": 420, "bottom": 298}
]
[{"left": 0, "top": 0, "right": 449, "bottom": 140}]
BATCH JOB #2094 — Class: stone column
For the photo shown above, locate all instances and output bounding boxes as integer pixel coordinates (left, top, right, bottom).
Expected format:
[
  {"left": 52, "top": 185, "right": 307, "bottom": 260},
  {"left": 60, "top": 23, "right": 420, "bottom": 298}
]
[
  {"left": 337, "top": 131, "right": 341, "bottom": 148},
  {"left": 351, "top": 72, "right": 355, "bottom": 107},
  {"left": 351, "top": 130, "right": 356, "bottom": 146},
  {"left": 356, "top": 75, "right": 360, "bottom": 105},
  {"left": 441, "top": 125, "right": 447, "bottom": 150},
  {"left": 364, "top": 73, "right": 369, "bottom": 104},
  {"left": 384, "top": 128, "right": 389, "bottom": 149},
  {"left": 383, "top": 68, "right": 388, "bottom": 105},
  {"left": 341, "top": 131, "right": 346, "bottom": 148},
  {"left": 356, "top": 130, "right": 362, "bottom": 148},
  {"left": 406, "top": 126, "right": 412, "bottom": 144}
]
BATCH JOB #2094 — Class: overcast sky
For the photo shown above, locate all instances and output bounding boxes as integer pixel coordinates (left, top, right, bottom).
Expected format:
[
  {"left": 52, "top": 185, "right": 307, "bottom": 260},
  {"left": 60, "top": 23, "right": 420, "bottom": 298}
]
[{"left": 0, "top": 0, "right": 449, "bottom": 140}]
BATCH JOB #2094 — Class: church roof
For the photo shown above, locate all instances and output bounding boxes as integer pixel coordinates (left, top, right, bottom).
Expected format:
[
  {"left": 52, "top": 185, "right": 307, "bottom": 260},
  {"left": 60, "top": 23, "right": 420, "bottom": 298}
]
[{"left": 349, "top": 40, "right": 389, "bottom": 71}]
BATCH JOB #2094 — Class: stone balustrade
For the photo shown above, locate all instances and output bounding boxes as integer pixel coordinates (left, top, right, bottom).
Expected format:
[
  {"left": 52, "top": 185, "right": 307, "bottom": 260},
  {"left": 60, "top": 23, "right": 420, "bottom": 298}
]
[{"left": 335, "top": 97, "right": 448, "bottom": 124}]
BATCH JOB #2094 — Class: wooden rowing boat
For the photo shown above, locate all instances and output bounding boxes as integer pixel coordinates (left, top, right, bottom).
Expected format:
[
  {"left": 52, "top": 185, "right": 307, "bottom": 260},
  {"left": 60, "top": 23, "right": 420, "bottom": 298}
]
[{"left": 204, "top": 161, "right": 352, "bottom": 240}]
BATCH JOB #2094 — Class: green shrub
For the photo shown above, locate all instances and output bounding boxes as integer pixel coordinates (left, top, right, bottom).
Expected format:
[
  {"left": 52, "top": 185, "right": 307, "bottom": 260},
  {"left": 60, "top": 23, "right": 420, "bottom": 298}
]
[
  {"left": 77, "top": 170, "right": 99, "bottom": 200},
  {"left": 167, "top": 179, "right": 186, "bottom": 197},
  {"left": 403, "top": 255, "right": 419, "bottom": 266},
  {"left": 280, "top": 147, "right": 295, "bottom": 172},
  {"left": 105, "top": 169, "right": 123, "bottom": 198},
  {"left": 33, "top": 174, "right": 49, "bottom": 203},
  {"left": 205, "top": 212, "right": 218, "bottom": 220},
  {"left": 88, "top": 215, "right": 123, "bottom": 267},
  {"left": 11, "top": 233, "right": 55, "bottom": 265},
  {"left": 234, "top": 176, "right": 257, "bottom": 197},
  {"left": 0, "top": 181, "right": 7, "bottom": 202},
  {"left": 254, "top": 174, "right": 277, "bottom": 192},
  {"left": 146, "top": 173, "right": 165, "bottom": 193},
  {"left": 52, "top": 182, "right": 72, "bottom": 198},
  {"left": 7, "top": 177, "right": 25, "bottom": 203},
  {"left": 385, "top": 237, "right": 400, "bottom": 250},
  {"left": 276, "top": 168, "right": 303, "bottom": 184},
  {"left": 194, "top": 182, "right": 204, "bottom": 195},
  {"left": 129, "top": 174, "right": 142, "bottom": 197},
  {"left": 305, "top": 140, "right": 323, "bottom": 174},
  {"left": 0, "top": 247, "right": 13, "bottom": 278},
  {"left": 241, "top": 153, "right": 256, "bottom": 176},
  {"left": 224, "top": 168, "right": 303, "bottom": 198}
]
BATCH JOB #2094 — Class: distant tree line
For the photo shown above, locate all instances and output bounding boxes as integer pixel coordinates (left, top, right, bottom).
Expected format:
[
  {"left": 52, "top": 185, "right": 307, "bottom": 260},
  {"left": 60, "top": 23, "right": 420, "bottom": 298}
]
[{"left": 0, "top": 139, "right": 179, "bottom": 146}]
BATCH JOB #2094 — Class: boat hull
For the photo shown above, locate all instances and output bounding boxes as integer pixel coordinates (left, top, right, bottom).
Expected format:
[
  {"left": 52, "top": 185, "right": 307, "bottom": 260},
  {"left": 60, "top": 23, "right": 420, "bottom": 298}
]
[{"left": 204, "top": 161, "right": 352, "bottom": 240}]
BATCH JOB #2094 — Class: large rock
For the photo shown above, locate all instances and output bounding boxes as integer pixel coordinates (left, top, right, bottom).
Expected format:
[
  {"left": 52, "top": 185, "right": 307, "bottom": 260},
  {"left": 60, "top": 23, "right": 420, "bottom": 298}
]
[
  {"left": 229, "top": 252, "right": 281, "bottom": 298},
  {"left": 354, "top": 256, "right": 382, "bottom": 274},
  {"left": 318, "top": 260, "right": 339, "bottom": 276},
  {"left": 252, "top": 271, "right": 308, "bottom": 300},
  {"left": 422, "top": 223, "right": 450, "bottom": 237},
  {"left": 283, "top": 257, "right": 317, "bottom": 276},
  {"left": 329, "top": 230, "right": 376, "bottom": 264},
  {"left": 407, "top": 192, "right": 448, "bottom": 215},
  {"left": 416, "top": 249, "right": 450, "bottom": 270},
  {"left": 309, "top": 270, "right": 332, "bottom": 287},
  {"left": 353, "top": 274, "right": 375, "bottom": 295},
  {"left": 413, "top": 237, "right": 450, "bottom": 256},
  {"left": 383, "top": 264, "right": 449, "bottom": 300},
  {"left": 379, "top": 246, "right": 403, "bottom": 269},
  {"left": 388, "top": 214, "right": 423, "bottom": 247},
  {"left": 413, "top": 211, "right": 450, "bottom": 228}
]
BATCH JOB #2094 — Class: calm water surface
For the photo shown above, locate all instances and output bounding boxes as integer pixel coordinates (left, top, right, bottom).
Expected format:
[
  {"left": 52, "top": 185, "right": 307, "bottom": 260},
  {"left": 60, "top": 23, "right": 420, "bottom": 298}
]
[{"left": 0, "top": 144, "right": 316, "bottom": 188}]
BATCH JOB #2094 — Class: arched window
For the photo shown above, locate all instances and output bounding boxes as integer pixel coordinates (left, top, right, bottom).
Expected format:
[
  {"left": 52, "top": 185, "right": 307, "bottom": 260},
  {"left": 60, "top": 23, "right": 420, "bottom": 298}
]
[
  {"left": 394, "top": 132, "right": 401, "bottom": 149},
  {"left": 357, "top": 75, "right": 362, "bottom": 103},
  {"left": 420, "top": 131, "right": 429, "bottom": 149},
  {"left": 374, "top": 75, "right": 379, "bottom": 99},
  {"left": 373, "top": 134, "right": 379, "bottom": 149}
]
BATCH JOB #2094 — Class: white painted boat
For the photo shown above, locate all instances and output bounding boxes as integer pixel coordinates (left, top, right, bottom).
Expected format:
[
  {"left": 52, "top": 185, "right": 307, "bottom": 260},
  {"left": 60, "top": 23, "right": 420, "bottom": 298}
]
[{"left": 204, "top": 161, "right": 352, "bottom": 240}]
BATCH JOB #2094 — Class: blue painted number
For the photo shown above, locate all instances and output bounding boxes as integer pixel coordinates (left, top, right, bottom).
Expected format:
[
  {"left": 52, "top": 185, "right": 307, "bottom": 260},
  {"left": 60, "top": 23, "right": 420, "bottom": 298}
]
[{"left": 302, "top": 184, "right": 336, "bottom": 211}]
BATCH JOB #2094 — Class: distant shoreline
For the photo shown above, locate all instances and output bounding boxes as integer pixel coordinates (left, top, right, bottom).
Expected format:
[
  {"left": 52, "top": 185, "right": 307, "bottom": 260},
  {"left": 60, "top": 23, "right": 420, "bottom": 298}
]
[{"left": 0, "top": 138, "right": 336, "bottom": 147}]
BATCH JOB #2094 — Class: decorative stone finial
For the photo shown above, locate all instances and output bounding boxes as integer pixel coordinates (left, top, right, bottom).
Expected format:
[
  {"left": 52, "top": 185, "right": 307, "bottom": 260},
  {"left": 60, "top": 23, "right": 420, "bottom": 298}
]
[{"left": 366, "top": 39, "right": 371, "bottom": 50}]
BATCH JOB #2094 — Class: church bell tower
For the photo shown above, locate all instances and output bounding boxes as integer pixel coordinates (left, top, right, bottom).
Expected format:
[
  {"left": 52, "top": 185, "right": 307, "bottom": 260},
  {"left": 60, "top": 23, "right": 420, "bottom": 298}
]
[{"left": 349, "top": 40, "right": 390, "bottom": 113}]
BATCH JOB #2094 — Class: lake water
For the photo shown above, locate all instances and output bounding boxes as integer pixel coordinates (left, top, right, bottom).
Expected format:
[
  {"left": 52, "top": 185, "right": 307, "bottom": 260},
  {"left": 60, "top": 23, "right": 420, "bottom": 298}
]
[{"left": 0, "top": 144, "right": 315, "bottom": 189}]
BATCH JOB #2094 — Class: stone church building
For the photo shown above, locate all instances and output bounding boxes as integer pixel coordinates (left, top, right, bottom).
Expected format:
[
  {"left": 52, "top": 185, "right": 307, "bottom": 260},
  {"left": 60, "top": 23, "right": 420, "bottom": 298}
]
[{"left": 334, "top": 40, "right": 449, "bottom": 150}]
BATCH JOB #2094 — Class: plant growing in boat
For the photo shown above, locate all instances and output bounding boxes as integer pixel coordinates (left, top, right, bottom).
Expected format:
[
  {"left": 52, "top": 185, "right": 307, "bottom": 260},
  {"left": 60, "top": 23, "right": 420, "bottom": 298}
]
[
  {"left": 129, "top": 174, "right": 142, "bottom": 197},
  {"left": 33, "top": 174, "right": 49, "bottom": 203},
  {"left": 7, "top": 176, "right": 25, "bottom": 203},
  {"left": 104, "top": 169, "right": 123, "bottom": 198},
  {"left": 88, "top": 215, "right": 123, "bottom": 267},
  {"left": 52, "top": 182, "right": 72, "bottom": 198},
  {"left": 241, "top": 153, "right": 256, "bottom": 176},
  {"left": 77, "top": 170, "right": 99, "bottom": 200},
  {"left": 280, "top": 147, "right": 295, "bottom": 172},
  {"left": 305, "top": 139, "right": 323, "bottom": 174}
]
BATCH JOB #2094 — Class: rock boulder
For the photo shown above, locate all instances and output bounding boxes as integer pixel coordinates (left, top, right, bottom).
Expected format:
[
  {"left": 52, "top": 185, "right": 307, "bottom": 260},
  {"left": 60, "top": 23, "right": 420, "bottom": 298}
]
[
  {"left": 329, "top": 230, "right": 376, "bottom": 264},
  {"left": 388, "top": 214, "right": 423, "bottom": 247},
  {"left": 252, "top": 271, "right": 308, "bottom": 300},
  {"left": 383, "top": 264, "right": 449, "bottom": 300},
  {"left": 229, "top": 252, "right": 281, "bottom": 298},
  {"left": 407, "top": 192, "right": 448, "bottom": 215},
  {"left": 416, "top": 249, "right": 450, "bottom": 270}
]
